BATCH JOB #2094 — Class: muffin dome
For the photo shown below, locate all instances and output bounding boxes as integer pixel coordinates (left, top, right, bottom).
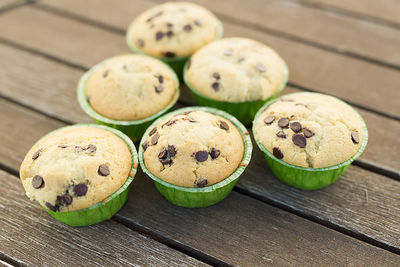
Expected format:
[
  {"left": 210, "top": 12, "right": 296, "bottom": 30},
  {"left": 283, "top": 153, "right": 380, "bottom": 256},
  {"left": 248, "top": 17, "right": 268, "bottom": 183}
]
[
  {"left": 254, "top": 92, "right": 364, "bottom": 168},
  {"left": 186, "top": 37, "right": 287, "bottom": 102},
  {"left": 141, "top": 110, "right": 244, "bottom": 187},
  {"left": 85, "top": 54, "right": 178, "bottom": 121},
  {"left": 19, "top": 126, "right": 133, "bottom": 212},
  {"left": 127, "top": 2, "right": 221, "bottom": 58}
]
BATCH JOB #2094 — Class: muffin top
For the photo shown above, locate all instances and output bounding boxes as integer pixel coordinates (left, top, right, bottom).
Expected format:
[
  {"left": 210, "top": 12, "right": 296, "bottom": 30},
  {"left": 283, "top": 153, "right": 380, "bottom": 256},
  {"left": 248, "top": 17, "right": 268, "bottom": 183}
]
[
  {"left": 85, "top": 54, "right": 178, "bottom": 121},
  {"left": 127, "top": 2, "right": 221, "bottom": 58},
  {"left": 142, "top": 110, "right": 244, "bottom": 188},
  {"left": 19, "top": 126, "right": 133, "bottom": 212},
  {"left": 185, "top": 37, "right": 287, "bottom": 102},
  {"left": 254, "top": 93, "right": 364, "bottom": 168}
]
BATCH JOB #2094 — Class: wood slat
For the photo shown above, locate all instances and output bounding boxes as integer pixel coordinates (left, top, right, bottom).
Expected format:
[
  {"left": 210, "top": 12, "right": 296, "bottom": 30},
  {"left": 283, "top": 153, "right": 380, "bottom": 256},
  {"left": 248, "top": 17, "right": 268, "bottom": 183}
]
[
  {"left": 0, "top": 100, "right": 399, "bottom": 266},
  {"left": 0, "top": 0, "right": 23, "bottom": 10},
  {"left": 1, "top": 43, "right": 398, "bottom": 175},
  {"left": 3, "top": 2, "right": 397, "bottom": 120},
  {"left": 0, "top": 169, "right": 207, "bottom": 267},
  {"left": 298, "top": 0, "right": 400, "bottom": 26},
  {"left": 0, "top": 6, "right": 129, "bottom": 69}
]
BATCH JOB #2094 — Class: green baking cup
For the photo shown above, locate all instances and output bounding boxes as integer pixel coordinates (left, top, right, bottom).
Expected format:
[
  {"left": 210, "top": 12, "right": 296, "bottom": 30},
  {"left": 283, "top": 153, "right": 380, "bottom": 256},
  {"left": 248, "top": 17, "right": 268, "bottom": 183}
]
[
  {"left": 77, "top": 55, "right": 180, "bottom": 142},
  {"left": 183, "top": 60, "right": 289, "bottom": 126},
  {"left": 40, "top": 124, "right": 138, "bottom": 226},
  {"left": 252, "top": 93, "right": 368, "bottom": 190},
  {"left": 126, "top": 21, "right": 224, "bottom": 80},
  {"left": 139, "top": 106, "right": 252, "bottom": 208}
]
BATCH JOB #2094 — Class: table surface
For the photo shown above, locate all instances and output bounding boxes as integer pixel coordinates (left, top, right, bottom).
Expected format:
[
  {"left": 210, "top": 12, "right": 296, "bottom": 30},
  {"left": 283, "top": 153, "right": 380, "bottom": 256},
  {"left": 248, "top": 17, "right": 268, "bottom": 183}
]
[{"left": 0, "top": 0, "right": 399, "bottom": 266}]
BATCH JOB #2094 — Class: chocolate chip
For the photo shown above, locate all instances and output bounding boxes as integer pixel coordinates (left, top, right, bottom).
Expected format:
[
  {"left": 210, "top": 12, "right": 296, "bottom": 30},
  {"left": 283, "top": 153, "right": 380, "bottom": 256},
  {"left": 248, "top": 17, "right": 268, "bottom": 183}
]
[
  {"left": 142, "top": 140, "right": 149, "bottom": 151},
  {"left": 149, "top": 127, "right": 157, "bottom": 136},
  {"left": 164, "top": 51, "right": 176, "bottom": 58},
  {"left": 290, "top": 122, "right": 302, "bottom": 133},
  {"left": 167, "top": 22, "right": 173, "bottom": 27},
  {"left": 183, "top": 24, "right": 192, "bottom": 31},
  {"left": 158, "top": 149, "right": 168, "bottom": 159},
  {"left": 160, "top": 158, "right": 173, "bottom": 165},
  {"left": 212, "top": 82, "right": 220, "bottom": 91},
  {"left": 210, "top": 148, "right": 220, "bottom": 159},
  {"left": 151, "top": 133, "right": 160, "bottom": 145},
  {"left": 137, "top": 39, "right": 145, "bottom": 47},
  {"left": 85, "top": 144, "right": 96, "bottom": 153},
  {"left": 57, "top": 194, "right": 72, "bottom": 206},
  {"left": 195, "top": 151, "right": 208, "bottom": 162},
  {"left": 264, "top": 115, "right": 275, "bottom": 125},
  {"left": 103, "top": 69, "right": 110, "bottom": 78},
  {"left": 32, "top": 148, "right": 42, "bottom": 160},
  {"left": 238, "top": 57, "right": 245, "bottom": 63},
  {"left": 155, "top": 31, "right": 164, "bottom": 40},
  {"left": 188, "top": 118, "right": 197, "bottom": 123},
  {"left": 167, "top": 119, "right": 178, "bottom": 126},
  {"left": 166, "top": 30, "right": 174, "bottom": 37},
  {"left": 157, "top": 75, "right": 164, "bottom": 84},
  {"left": 276, "top": 131, "right": 286, "bottom": 138},
  {"left": 224, "top": 49, "right": 233, "bottom": 56},
  {"left": 351, "top": 131, "right": 360, "bottom": 144},
  {"left": 32, "top": 175, "right": 44, "bottom": 189},
  {"left": 155, "top": 85, "right": 163, "bottom": 93},
  {"left": 273, "top": 147, "right": 284, "bottom": 159},
  {"left": 45, "top": 202, "right": 58, "bottom": 212},
  {"left": 183, "top": 111, "right": 192, "bottom": 115},
  {"left": 278, "top": 117, "right": 289, "bottom": 128},
  {"left": 58, "top": 145, "right": 68, "bottom": 149},
  {"left": 256, "top": 63, "right": 266, "bottom": 72},
  {"left": 73, "top": 183, "right": 88, "bottom": 197},
  {"left": 194, "top": 19, "right": 202, "bottom": 26},
  {"left": 194, "top": 178, "right": 208, "bottom": 187},
  {"left": 303, "top": 128, "right": 314, "bottom": 138},
  {"left": 98, "top": 164, "right": 110, "bottom": 176},
  {"left": 219, "top": 121, "right": 229, "bottom": 131},
  {"left": 168, "top": 145, "right": 176, "bottom": 157},
  {"left": 292, "top": 134, "right": 307, "bottom": 148},
  {"left": 212, "top": 72, "right": 220, "bottom": 80}
]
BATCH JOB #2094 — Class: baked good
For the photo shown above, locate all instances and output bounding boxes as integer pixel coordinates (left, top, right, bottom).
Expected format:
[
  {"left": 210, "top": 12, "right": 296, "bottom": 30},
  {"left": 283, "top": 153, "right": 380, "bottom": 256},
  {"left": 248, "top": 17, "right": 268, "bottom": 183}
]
[
  {"left": 19, "top": 126, "right": 133, "bottom": 212},
  {"left": 141, "top": 110, "right": 244, "bottom": 187},
  {"left": 85, "top": 54, "right": 178, "bottom": 121},
  {"left": 127, "top": 1, "right": 221, "bottom": 58},
  {"left": 253, "top": 92, "right": 364, "bottom": 168}
]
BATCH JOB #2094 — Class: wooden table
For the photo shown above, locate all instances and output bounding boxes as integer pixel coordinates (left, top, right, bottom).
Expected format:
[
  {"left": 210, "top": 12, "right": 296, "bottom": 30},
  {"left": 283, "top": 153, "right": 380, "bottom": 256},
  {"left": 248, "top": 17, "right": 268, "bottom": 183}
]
[{"left": 0, "top": 0, "right": 399, "bottom": 266}]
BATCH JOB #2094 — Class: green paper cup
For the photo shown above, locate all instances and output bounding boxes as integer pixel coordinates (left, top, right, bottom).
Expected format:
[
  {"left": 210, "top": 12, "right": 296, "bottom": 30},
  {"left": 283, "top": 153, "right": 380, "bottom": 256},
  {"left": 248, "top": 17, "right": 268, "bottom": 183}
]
[
  {"left": 252, "top": 93, "right": 368, "bottom": 190},
  {"left": 183, "top": 60, "right": 289, "bottom": 126},
  {"left": 40, "top": 124, "right": 138, "bottom": 226},
  {"left": 139, "top": 106, "right": 252, "bottom": 208},
  {"left": 77, "top": 55, "right": 180, "bottom": 142},
  {"left": 126, "top": 21, "right": 224, "bottom": 80}
]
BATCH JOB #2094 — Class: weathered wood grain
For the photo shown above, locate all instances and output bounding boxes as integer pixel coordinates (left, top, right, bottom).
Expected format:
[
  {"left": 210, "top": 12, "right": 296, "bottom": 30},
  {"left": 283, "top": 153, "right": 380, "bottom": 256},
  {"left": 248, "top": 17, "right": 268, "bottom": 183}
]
[
  {"left": 4, "top": 2, "right": 398, "bottom": 119},
  {"left": 1, "top": 44, "right": 398, "bottom": 174},
  {"left": 298, "top": 0, "right": 400, "bottom": 26},
  {"left": 1, "top": 101, "right": 400, "bottom": 266},
  {"left": 0, "top": 6, "right": 129, "bottom": 69},
  {"left": 0, "top": 169, "right": 208, "bottom": 267},
  {"left": 0, "top": 0, "right": 23, "bottom": 10}
]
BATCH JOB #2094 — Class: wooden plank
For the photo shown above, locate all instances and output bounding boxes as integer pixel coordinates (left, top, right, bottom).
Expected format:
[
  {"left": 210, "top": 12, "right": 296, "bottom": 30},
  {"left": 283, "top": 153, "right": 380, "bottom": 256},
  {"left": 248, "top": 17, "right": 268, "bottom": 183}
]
[
  {"left": 0, "top": 6, "right": 129, "bottom": 69},
  {"left": 0, "top": 169, "right": 207, "bottom": 267},
  {"left": 3, "top": 2, "right": 397, "bottom": 119},
  {"left": 0, "top": 0, "right": 23, "bottom": 10},
  {"left": 298, "top": 0, "right": 400, "bottom": 26},
  {"left": 0, "top": 102, "right": 399, "bottom": 266},
  {"left": 0, "top": 43, "right": 90, "bottom": 123},
  {"left": 0, "top": 43, "right": 399, "bottom": 176}
]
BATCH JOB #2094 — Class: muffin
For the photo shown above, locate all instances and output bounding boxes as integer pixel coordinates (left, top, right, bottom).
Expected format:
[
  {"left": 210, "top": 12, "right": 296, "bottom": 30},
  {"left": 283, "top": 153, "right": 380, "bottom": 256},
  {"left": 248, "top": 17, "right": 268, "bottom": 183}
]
[
  {"left": 126, "top": 2, "right": 223, "bottom": 77},
  {"left": 19, "top": 124, "right": 138, "bottom": 226},
  {"left": 253, "top": 92, "right": 368, "bottom": 190},
  {"left": 78, "top": 54, "right": 179, "bottom": 141},
  {"left": 139, "top": 107, "right": 252, "bottom": 207},
  {"left": 184, "top": 37, "right": 288, "bottom": 125}
]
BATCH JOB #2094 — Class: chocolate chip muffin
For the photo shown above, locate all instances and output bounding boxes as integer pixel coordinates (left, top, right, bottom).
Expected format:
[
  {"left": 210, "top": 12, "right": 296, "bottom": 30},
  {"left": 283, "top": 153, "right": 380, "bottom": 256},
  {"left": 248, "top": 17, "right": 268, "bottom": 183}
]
[
  {"left": 253, "top": 92, "right": 364, "bottom": 168},
  {"left": 141, "top": 110, "right": 244, "bottom": 188},
  {"left": 185, "top": 37, "right": 287, "bottom": 102},
  {"left": 19, "top": 126, "right": 133, "bottom": 212},
  {"left": 85, "top": 54, "right": 179, "bottom": 121},
  {"left": 127, "top": 2, "right": 222, "bottom": 59}
]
